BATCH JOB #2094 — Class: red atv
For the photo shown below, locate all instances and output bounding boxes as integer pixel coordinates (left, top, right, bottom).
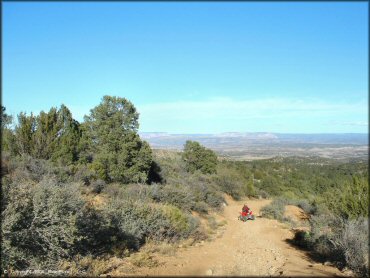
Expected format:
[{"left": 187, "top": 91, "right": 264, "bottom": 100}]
[{"left": 238, "top": 205, "right": 255, "bottom": 221}]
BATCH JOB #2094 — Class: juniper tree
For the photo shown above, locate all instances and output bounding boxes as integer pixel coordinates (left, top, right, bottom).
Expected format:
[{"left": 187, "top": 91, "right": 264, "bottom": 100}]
[
  {"left": 182, "top": 140, "right": 217, "bottom": 174},
  {"left": 84, "top": 95, "right": 152, "bottom": 183},
  {"left": 1, "top": 106, "right": 17, "bottom": 155}
]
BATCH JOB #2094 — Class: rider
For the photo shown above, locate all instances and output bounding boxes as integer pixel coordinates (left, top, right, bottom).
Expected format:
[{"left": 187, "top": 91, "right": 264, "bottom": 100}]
[
  {"left": 240, "top": 204, "right": 254, "bottom": 221},
  {"left": 242, "top": 204, "right": 250, "bottom": 214}
]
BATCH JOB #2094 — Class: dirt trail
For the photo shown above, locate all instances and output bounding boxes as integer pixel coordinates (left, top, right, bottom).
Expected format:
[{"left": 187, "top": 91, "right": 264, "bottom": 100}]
[{"left": 114, "top": 197, "right": 343, "bottom": 276}]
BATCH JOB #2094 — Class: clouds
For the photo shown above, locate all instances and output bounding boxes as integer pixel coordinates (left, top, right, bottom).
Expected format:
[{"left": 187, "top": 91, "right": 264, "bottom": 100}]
[
  {"left": 331, "top": 121, "right": 369, "bottom": 127},
  {"left": 65, "top": 96, "right": 367, "bottom": 133},
  {"left": 137, "top": 97, "right": 367, "bottom": 129}
]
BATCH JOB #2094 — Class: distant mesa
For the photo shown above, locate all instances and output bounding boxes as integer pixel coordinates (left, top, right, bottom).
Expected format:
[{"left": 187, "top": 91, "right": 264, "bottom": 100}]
[
  {"left": 139, "top": 132, "right": 368, "bottom": 160},
  {"left": 139, "top": 132, "right": 367, "bottom": 145},
  {"left": 215, "top": 132, "right": 279, "bottom": 139}
]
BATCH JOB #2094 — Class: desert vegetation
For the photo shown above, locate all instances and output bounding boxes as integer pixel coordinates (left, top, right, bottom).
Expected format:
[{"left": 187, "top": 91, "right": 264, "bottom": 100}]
[
  {"left": 1, "top": 97, "right": 255, "bottom": 275},
  {"left": 1, "top": 97, "right": 368, "bottom": 276},
  {"left": 257, "top": 158, "right": 368, "bottom": 277}
]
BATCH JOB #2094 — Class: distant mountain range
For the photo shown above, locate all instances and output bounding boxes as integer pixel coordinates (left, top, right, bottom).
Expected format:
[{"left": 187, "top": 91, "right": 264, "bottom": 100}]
[
  {"left": 140, "top": 132, "right": 368, "bottom": 146},
  {"left": 139, "top": 132, "right": 368, "bottom": 160}
]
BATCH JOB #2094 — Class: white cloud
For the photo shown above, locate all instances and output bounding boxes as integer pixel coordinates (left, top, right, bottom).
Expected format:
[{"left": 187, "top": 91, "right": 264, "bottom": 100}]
[
  {"left": 137, "top": 97, "right": 366, "bottom": 121},
  {"left": 334, "top": 121, "right": 369, "bottom": 127},
  {"left": 61, "top": 96, "right": 367, "bottom": 133}
]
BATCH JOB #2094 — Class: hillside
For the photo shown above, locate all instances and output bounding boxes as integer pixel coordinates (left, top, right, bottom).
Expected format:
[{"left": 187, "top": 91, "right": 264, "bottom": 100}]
[{"left": 2, "top": 100, "right": 368, "bottom": 277}]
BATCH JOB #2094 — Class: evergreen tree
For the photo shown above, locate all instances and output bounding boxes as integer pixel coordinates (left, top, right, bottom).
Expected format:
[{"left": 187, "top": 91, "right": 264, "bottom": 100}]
[
  {"left": 1, "top": 106, "right": 17, "bottom": 155},
  {"left": 14, "top": 112, "right": 36, "bottom": 155},
  {"left": 1, "top": 106, "right": 12, "bottom": 128},
  {"left": 84, "top": 95, "right": 152, "bottom": 183},
  {"left": 324, "top": 175, "right": 369, "bottom": 219},
  {"left": 182, "top": 140, "right": 217, "bottom": 174},
  {"left": 51, "top": 105, "right": 81, "bottom": 164},
  {"left": 30, "top": 105, "right": 81, "bottom": 164},
  {"left": 33, "top": 107, "right": 58, "bottom": 159}
]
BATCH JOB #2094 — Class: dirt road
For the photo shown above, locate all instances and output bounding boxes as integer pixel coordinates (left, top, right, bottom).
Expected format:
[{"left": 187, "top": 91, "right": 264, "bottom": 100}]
[{"left": 113, "top": 196, "right": 343, "bottom": 276}]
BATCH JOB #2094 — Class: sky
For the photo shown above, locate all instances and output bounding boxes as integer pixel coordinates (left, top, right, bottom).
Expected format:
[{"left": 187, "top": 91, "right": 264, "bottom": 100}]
[{"left": 3, "top": 2, "right": 368, "bottom": 134}]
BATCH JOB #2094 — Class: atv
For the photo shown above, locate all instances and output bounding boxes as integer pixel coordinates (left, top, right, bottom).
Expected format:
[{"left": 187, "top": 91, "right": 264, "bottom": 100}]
[{"left": 238, "top": 211, "right": 255, "bottom": 221}]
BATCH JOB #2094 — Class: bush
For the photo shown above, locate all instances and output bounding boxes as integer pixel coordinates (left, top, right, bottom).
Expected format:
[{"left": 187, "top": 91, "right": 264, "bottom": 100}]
[
  {"left": 100, "top": 199, "right": 201, "bottom": 250},
  {"left": 150, "top": 184, "right": 196, "bottom": 212},
  {"left": 323, "top": 176, "right": 369, "bottom": 219},
  {"left": 192, "top": 201, "right": 209, "bottom": 214},
  {"left": 333, "top": 218, "right": 368, "bottom": 277},
  {"left": 295, "top": 199, "right": 315, "bottom": 215},
  {"left": 147, "top": 160, "right": 163, "bottom": 184},
  {"left": 205, "top": 191, "right": 224, "bottom": 209},
  {"left": 10, "top": 155, "right": 52, "bottom": 183},
  {"left": 150, "top": 150, "right": 224, "bottom": 211},
  {"left": 2, "top": 180, "right": 84, "bottom": 270},
  {"left": 207, "top": 216, "right": 218, "bottom": 230},
  {"left": 161, "top": 204, "right": 200, "bottom": 238},
  {"left": 260, "top": 198, "right": 288, "bottom": 221},
  {"left": 292, "top": 230, "right": 311, "bottom": 249},
  {"left": 129, "top": 251, "right": 159, "bottom": 268},
  {"left": 91, "top": 179, "right": 106, "bottom": 194},
  {"left": 292, "top": 211, "right": 369, "bottom": 277},
  {"left": 256, "top": 188, "right": 269, "bottom": 199},
  {"left": 214, "top": 166, "right": 245, "bottom": 200},
  {"left": 73, "top": 165, "right": 95, "bottom": 185},
  {"left": 1, "top": 181, "right": 35, "bottom": 270},
  {"left": 75, "top": 205, "right": 129, "bottom": 256},
  {"left": 8, "top": 155, "right": 74, "bottom": 185}
]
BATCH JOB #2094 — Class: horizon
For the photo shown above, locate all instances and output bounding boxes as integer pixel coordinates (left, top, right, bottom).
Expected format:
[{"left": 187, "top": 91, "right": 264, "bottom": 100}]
[
  {"left": 4, "top": 2, "right": 368, "bottom": 134},
  {"left": 139, "top": 131, "right": 368, "bottom": 135}
]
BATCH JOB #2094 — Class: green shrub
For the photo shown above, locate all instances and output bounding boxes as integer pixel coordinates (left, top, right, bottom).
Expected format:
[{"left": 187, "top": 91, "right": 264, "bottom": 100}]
[
  {"left": 292, "top": 230, "right": 311, "bottom": 249},
  {"left": 162, "top": 204, "right": 193, "bottom": 235},
  {"left": 243, "top": 176, "right": 256, "bottom": 197},
  {"left": 105, "top": 201, "right": 170, "bottom": 248},
  {"left": 10, "top": 155, "right": 52, "bottom": 183},
  {"left": 323, "top": 176, "right": 368, "bottom": 219},
  {"left": 336, "top": 218, "right": 368, "bottom": 277},
  {"left": 260, "top": 198, "right": 288, "bottom": 221},
  {"left": 295, "top": 199, "right": 315, "bottom": 214},
  {"left": 205, "top": 191, "right": 224, "bottom": 209},
  {"left": 150, "top": 184, "right": 196, "bottom": 212},
  {"left": 192, "top": 201, "right": 209, "bottom": 214},
  {"left": 255, "top": 188, "right": 269, "bottom": 199},
  {"left": 73, "top": 164, "right": 95, "bottom": 185},
  {"left": 91, "top": 179, "right": 106, "bottom": 194},
  {"left": 75, "top": 204, "right": 135, "bottom": 257},
  {"left": 214, "top": 166, "right": 245, "bottom": 200},
  {"left": 1, "top": 180, "right": 84, "bottom": 270},
  {"left": 207, "top": 216, "right": 218, "bottom": 230},
  {"left": 101, "top": 199, "right": 200, "bottom": 250},
  {"left": 292, "top": 211, "right": 369, "bottom": 277}
]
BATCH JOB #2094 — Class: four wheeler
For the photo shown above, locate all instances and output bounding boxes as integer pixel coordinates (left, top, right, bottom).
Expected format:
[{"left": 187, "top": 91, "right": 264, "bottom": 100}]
[
  {"left": 238, "top": 208, "right": 255, "bottom": 222},
  {"left": 238, "top": 212, "right": 255, "bottom": 221}
]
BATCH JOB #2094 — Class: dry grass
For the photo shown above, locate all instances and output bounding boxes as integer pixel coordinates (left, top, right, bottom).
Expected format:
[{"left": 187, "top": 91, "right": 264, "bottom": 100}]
[
  {"left": 141, "top": 239, "right": 178, "bottom": 256},
  {"left": 128, "top": 251, "right": 160, "bottom": 268},
  {"left": 59, "top": 255, "right": 124, "bottom": 276},
  {"left": 218, "top": 219, "right": 228, "bottom": 226}
]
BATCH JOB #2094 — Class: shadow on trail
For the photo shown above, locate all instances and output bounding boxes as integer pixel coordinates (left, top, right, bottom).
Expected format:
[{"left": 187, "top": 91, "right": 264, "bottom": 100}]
[
  {"left": 285, "top": 235, "right": 344, "bottom": 272},
  {"left": 284, "top": 237, "right": 345, "bottom": 277}
]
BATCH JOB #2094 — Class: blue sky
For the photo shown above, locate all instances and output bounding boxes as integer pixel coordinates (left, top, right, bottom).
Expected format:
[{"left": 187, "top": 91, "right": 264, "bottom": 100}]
[{"left": 3, "top": 2, "right": 368, "bottom": 133}]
